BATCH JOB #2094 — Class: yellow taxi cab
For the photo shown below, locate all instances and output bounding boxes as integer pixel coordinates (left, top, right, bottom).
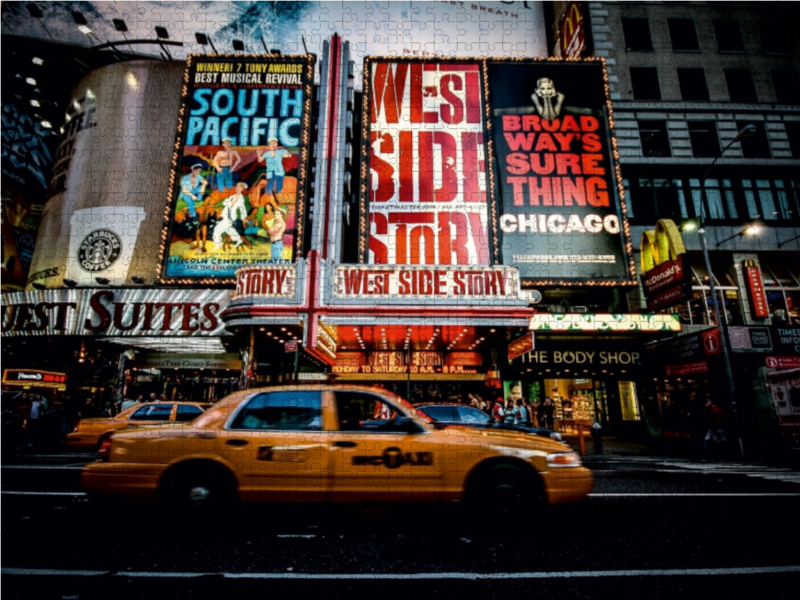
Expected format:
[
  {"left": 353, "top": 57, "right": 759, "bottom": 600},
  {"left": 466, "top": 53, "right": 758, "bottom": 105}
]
[
  {"left": 81, "top": 386, "right": 593, "bottom": 507},
  {"left": 67, "top": 401, "right": 206, "bottom": 450}
]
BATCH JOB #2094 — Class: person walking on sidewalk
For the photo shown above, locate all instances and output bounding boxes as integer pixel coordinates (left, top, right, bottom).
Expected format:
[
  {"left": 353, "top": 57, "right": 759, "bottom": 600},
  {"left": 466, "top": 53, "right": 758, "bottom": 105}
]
[{"left": 703, "top": 398, "right": 728, "bottom": 459}]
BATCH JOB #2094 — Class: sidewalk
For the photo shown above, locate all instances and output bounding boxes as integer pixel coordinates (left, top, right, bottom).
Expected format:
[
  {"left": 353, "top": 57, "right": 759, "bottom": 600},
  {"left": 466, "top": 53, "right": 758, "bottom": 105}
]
[{"left": 561, "top": 433, "right": 800, "bottom": 469}]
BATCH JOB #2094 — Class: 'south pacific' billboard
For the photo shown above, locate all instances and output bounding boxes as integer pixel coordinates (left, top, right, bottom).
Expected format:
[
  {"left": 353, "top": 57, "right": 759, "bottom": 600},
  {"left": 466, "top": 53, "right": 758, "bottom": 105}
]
[{"left": 160, "top": 55, "right": 314, "bottom": 283}]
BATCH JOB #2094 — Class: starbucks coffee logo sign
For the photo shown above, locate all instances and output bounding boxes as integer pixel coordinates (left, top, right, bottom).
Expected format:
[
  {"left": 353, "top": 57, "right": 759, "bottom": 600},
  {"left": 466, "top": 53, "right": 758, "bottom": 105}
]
[{"left": 78, "top": 229, "right": 122, "bottom": 272}]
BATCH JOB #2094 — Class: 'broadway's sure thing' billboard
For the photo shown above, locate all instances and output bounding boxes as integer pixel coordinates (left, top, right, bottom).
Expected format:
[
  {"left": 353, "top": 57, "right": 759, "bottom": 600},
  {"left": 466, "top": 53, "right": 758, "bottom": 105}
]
[
  {"left": 161, "top": 55, "right": 313, "bottom": 282},
  {"left": 362, "top": 59, "right": 634, "bottom": 286},
  {"left": 489, "top": 60, "right": 634, "bottom": 285}
]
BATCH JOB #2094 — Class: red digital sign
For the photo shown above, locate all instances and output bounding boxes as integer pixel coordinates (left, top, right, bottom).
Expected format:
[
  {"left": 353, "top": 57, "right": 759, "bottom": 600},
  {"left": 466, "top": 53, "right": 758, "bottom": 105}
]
[{"left": 745, "top": 262, "right": 769, "bottom": 319}]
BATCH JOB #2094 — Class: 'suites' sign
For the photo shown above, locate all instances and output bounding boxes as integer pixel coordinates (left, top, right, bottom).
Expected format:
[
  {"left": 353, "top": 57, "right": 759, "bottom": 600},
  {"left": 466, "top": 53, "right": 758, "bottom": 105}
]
[{"left": 1, "top": 289, "right": 230, "bottom": 336}]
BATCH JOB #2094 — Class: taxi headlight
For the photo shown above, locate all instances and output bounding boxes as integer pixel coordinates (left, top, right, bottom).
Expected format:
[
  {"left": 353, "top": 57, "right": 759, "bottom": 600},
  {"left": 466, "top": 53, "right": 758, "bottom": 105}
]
[{"left": 546, "top": 451, "right": 581, "bottom": 468}]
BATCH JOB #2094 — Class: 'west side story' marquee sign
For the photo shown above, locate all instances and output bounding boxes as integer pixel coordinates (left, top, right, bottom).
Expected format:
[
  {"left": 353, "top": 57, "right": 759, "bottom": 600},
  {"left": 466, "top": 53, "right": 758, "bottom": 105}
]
[{"left": 334, "top": 265, "right": 519, "bottom": 300}]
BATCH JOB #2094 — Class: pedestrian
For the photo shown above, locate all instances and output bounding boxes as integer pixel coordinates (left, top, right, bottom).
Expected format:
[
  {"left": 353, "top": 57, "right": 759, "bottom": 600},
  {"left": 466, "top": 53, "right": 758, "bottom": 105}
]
[
  {"left": 703, "top": 398, "right": 728, "bottom": 459},
  {"left": 505, "top": 400, "right": 517, "bottom": 424},
  {"left": 477, "top": 394, "right": 487, "bottom": 413},
  {"left": 27, "top": 394, "right": 43, "bottom": 448},
  {"left": 148, "top": 392, "right": 158, "bottom": 403},
  {"left": 515, "top": 399, "right": 529, "bottom": 425},
  {"left": 491, "top": 397, "right": 505, "bottom": 423},
  {"left": 543, "top": 397, "right": 556, "bottom": 430},
  {"left": 536, "top": 399, "right": 545, "bottom": 427},
  {"left": 79, "top": 397, "right": 99, "bottom": 420},
  {"left": 121, "top": 394, "right": 142, "bottom": 411}
]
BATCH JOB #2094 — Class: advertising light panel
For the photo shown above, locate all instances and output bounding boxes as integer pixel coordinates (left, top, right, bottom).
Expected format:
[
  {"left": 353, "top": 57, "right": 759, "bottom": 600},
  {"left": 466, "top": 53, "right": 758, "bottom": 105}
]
[
  {"left": 363, "top": 59, "right": 490, "bottom": 267},
  {"left": 487, "top": 60, "right": 635, "bottom": 286},
  {"left": 161, "top": 55, "right": 314, "bottom": 283}
]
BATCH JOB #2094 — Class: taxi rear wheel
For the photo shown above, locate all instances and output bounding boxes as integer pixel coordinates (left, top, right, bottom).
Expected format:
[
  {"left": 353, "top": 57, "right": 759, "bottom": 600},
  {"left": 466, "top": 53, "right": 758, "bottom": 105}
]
[{"left": 160, "top": 462, "right": 237, "bottom": 507}]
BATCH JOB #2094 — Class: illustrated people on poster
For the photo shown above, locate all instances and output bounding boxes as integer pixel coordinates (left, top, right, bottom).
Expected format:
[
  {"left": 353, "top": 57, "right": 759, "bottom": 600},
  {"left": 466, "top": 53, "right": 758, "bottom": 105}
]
[
  {"left": 178, "top": 164, "right": 209, "bottom": 251},
  {"left": 213, "top": 139, "right": 242, "bottom": 193},
  {"left": 212, "top": 182, "right": 251, "bottom": 251},
  {"left": 268, "top": 206, "right": 287, "bottom": 262},
  {"left": 257, "top": 138, "right": 290, "bottom": 203}
]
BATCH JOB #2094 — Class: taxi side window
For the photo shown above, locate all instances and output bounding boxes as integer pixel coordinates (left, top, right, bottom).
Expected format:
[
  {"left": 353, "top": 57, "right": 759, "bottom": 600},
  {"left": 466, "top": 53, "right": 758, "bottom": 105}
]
[
  {"left": 175, "top": 405, "right": 203, "bottom": 422},
  {"left": 334, "top": 392, "right": 397, "bottom": 431},
  {"left": 458, "top": 407, "right": 491, "bottom": 424},
  {"left": 230, "top": 391, "right": 322, "bottom": 431},
  {"left": 129, "top": 404, "right": 173, "bottom": 421}
]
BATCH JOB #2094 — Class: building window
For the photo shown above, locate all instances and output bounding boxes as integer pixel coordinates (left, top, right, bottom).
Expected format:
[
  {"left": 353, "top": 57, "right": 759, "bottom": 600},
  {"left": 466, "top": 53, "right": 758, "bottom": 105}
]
[
  {"left": 687, "top": 121, "right": 720, "bottom": 158},
  {"left": 742, "top": 179, "right": 800, "bottom": 220},
  {"left": 771, "top": 71, "right": 800, "bottom": 104},
  {"left": 713, "top": 19, "right": 745, "bottom": 53},
  {"left": 785, "top": 122, "right": 800, "bottom": 158},
  {"left": 622, "top": 18, "right": 653, "bottom": 52},
  {"left": 736, "top": 122, "right": 771, "bottom": 159},
  {"left": 627, "top": 178, "right": 686, "bottom": 222},
  {"left": 639, "top": 121, "right": 671, "bottom": 157},
  {"left": 724, "top": 69, "right": 758, "bottom": 103},
  {"left": 759, "top": 259, "right": 800, "bottom": 324},
  {"left": 678, "top": 69, "right": 710, "bottom": 102},
  {"left": 668, "top": 18, "right": 700, "bottom": 52},
  {"left": 757, "top": 22, "right": 790, "bottom": 55},
  {"left": 689, "top": 178, "right": 739, "bottom": 220},
  {"left": 630, "top": 67, "right": 661, "bottom": 100}
]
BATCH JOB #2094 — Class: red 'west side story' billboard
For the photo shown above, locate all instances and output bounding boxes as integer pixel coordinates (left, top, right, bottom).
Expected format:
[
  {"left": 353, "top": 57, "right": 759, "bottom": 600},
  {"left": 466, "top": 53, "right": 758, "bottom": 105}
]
[{"left": 364, "top": 59, "right": 490, "bottom": 267}]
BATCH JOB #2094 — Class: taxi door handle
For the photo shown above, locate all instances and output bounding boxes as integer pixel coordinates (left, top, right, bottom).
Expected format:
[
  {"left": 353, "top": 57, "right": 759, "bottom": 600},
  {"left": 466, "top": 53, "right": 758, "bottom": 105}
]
[
  {"left": 332, "top": 441, "right": 357, "bottom": 448},
  {"left": 226, "top": 439, "right": 248, "bottom": 447}
]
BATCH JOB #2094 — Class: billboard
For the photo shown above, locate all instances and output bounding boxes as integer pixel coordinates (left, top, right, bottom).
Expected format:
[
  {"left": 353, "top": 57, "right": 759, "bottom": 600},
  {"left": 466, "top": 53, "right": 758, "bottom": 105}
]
[
  {"left": 553, "top": 1, "right": 593, "bottom": 58},
  {"left": 25, "top": 61, "right": 185, "bottom": 289},
  {"left": 363, "top": 59, "right": 490, "bottom": 266},
  {"left": 488, "top": 60, "right": 635, "bottom": 285},
  {"left": 160, "top": 55, "right": 314, "bottom": 283}
]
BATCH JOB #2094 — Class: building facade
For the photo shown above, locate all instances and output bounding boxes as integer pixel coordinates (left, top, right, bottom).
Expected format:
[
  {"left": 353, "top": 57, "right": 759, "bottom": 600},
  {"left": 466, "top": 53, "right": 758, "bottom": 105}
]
[
  {"left": 3, "top": 1, "right": 798, "bottom": 450},
  {"left": 545, "top": 1, "right": 800, "bottom": 449}
]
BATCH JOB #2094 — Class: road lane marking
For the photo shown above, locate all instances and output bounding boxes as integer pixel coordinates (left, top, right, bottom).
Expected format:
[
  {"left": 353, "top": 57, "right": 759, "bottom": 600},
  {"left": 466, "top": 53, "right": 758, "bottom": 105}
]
[
  {"left": 590, "top": 493, "right": 800, "bottom": 497},
  {"left": 3, "top": 491, "right": 800, "bottom": 498},
  {"left": 1, "top": 465, "right": 84, "bottom": 470},
  {"left": 3, "top": 566, "right": 799, "bottom": 579},
  {"left": 2, "top": 491, "right": 87, "bottom": 496}
]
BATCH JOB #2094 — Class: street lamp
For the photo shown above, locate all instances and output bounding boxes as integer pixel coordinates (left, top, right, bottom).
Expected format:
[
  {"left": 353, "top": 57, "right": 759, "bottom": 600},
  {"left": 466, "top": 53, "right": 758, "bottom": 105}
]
[{"left": 689, "top": 124, "right": 756, "bottom": 457}]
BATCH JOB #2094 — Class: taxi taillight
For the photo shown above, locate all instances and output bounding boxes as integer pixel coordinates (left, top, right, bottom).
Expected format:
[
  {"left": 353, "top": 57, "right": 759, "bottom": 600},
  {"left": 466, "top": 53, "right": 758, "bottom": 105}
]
[{"left": 98, "top": 438, "right": 113, "bottom": 462}]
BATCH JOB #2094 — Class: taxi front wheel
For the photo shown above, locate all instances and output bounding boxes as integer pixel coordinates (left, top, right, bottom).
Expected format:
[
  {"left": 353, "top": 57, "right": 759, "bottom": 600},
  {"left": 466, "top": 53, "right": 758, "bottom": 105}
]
[
  {"left": 465, "top": 463, "right": 543, "bottom": 512},
  {"left": 160, "top": 462, "right": 238, "bottom": 507}
]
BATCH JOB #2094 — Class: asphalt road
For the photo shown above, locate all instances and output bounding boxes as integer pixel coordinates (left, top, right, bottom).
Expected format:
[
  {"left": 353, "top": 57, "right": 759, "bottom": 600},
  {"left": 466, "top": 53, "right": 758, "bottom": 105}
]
[{"left": 3, "top": 450, "right": 800, "bottom": 599}]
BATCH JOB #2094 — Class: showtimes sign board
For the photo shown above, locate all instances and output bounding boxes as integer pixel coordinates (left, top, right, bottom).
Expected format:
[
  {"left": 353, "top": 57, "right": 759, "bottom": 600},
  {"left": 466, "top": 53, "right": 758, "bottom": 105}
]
[{"left": 160, "top": 55, "right": 314, "bottom": 283}]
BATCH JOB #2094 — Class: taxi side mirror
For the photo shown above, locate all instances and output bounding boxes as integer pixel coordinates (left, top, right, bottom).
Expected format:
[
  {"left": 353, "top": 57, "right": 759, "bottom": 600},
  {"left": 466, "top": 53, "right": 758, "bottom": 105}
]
[{"left": 394, "top": 416, "right": 425, "bottom": 434}]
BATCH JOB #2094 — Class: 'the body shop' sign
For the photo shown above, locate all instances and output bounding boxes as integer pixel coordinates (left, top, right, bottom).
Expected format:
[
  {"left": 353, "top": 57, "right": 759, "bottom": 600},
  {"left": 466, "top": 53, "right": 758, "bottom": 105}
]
[
  {"left": 488, "top": 60, "right": 634, "bottom": 284},
  {"left": 365, "top": 60, "right": 489, "bottom": 266}
]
